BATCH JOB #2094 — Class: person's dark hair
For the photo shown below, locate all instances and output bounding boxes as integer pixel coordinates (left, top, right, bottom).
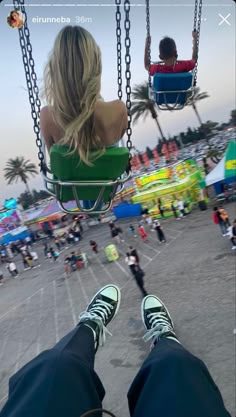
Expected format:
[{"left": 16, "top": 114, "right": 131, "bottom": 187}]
[
  {"left": 126, "top": 252, "right": 130, "bottom": 257},
  {"left": 159, "top": 37, "right": 177, "bottom": 60},
  {"left": 213, "top": 207, "right": 218, "bottom": 211},
  {"left": 129, "top": 246, "right": 133, "bottom": 250},
  {"left": 10, "top": 10, "right": 18, "bottom": 20}
]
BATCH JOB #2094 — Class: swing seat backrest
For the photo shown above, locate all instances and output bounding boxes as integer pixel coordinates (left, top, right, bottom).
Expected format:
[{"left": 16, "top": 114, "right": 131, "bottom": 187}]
[
  {"left": 153, "top": 72, "right": 193, "bottom": 105},
  {"left": 50, "top": 144, "right": 129, "bottom": 202}
]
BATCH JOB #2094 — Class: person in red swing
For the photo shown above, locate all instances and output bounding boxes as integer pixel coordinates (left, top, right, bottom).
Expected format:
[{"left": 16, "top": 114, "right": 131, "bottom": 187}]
[{"left": 144, "top": 31, "right": 198, "bottom": 75}]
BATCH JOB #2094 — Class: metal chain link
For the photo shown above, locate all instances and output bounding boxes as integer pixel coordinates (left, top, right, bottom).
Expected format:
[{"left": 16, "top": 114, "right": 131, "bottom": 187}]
[
  {"left": 115, "top": 0, "right": 122, "bottom": 100},
  {"left": 145, "top": 0, "right": 152, "bottom": 88},
  {"left": 193, "top": 0, "right": 203, "bottom": 86},
  {"left": 193, "top": 0, "right": 198, "bottom": 31},
  {"left": 13, "top": 0, "right": 45, "bottom": 172},
  {"left": 124, "top": 0, "right": 132, "bottom": 162}
]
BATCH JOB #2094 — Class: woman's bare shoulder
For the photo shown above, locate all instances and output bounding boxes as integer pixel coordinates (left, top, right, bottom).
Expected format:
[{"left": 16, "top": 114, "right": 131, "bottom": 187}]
[
  {"left": 96, "top": 99, "right": 126, "bottom": 114},
  {"left": 40, "top": 105, "right": 51, "bottom": 121},
  {"left": 94, "top": 99, "right": 127, "bottom": 145}
]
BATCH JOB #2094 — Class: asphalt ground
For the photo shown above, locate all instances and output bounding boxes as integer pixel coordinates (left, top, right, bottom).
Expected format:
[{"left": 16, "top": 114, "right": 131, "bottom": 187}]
[{"left": 0, "top": 203, "right": 235, "bottom": 416}]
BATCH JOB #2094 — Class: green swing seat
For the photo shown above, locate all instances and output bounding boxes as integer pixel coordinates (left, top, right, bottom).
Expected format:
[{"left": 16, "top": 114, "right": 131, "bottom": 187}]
[{"left": 49, "top": 144, "right": 129, "bottom": 205}]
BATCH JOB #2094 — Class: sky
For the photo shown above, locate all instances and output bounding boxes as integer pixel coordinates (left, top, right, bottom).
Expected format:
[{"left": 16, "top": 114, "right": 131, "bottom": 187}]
[{"left": 0, "top": 0, "right": 235, "bottom": 203}]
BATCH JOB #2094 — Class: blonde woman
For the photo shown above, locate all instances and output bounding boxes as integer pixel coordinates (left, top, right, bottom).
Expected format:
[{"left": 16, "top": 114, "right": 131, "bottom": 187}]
[{"left": 40, "top": 25, "right": 128, "bottom": 165}]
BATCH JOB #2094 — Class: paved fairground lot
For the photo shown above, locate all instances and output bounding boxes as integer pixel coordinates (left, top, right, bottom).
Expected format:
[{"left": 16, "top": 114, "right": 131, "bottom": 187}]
[{"left": 0, "top": 202, "right": 235, "bottom": 416}]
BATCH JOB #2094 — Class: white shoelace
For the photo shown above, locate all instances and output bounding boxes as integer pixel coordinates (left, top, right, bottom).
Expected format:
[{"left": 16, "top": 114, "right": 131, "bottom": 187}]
[
  {"left": 79, "top": 299, "right": 114, "bottom": 347},
  {"left": 143, "top": 311, "right": 173, "bottom": 344}
]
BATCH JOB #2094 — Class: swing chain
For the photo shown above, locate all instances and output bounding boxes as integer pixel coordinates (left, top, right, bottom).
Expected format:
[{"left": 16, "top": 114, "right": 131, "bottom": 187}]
[
  {"left": 145, "top": 0, "right": 152, "bottom": 88},
  {"left": 124, "top": 0, "right": 132, "bottom": 162},
  {"left": 115, "top": 0, "right": 122, "bottom": 100},
  {"left": 193, "top": 0, "right": 203, "bottom": 86},
  {"left": 13, "top": 0, "right": 46, "bottom": 173}
]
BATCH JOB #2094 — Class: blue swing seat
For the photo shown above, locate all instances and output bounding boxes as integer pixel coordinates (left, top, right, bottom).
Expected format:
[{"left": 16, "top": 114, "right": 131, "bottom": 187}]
[{"left": 152, "top": 72, "right": 193, "bottom": 108}]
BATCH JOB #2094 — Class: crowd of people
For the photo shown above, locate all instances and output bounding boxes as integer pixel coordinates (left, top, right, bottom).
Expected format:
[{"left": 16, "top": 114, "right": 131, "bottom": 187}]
[{"left": 0, "top": 236, "right": 40, "bottom": 284}]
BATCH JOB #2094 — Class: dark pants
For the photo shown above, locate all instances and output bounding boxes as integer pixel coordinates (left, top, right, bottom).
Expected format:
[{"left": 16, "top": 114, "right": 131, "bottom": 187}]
[
  {"left": 1, "top": 329, "right": 230, "bottom": 417},
  {"left": 134, "top": 275, "right": 148, "bottom": 297},
  {"left": 158, "top": 208, "right": 165, "bottom": 218},
  {"left": 129, "top": 264, "right": 137, "bottom": 276},
  {"left": 1, "top": 325, "right": 104, "bottom": 417},
  {"left": 172, "top": 209, "right": 178, "bottom": 218},
  {"left": 219, "top": 220, "right": 227, "bottom": 234},
  {"left": 231, "top": 237, "right": 236, "bottom": 246},
  {"left": 156, "top": 228, "right": 166, "bottom": 242}
]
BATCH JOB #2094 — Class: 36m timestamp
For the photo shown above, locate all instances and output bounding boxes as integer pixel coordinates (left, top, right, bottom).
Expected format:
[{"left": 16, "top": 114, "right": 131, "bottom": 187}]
[{"left": 75, "top": 16, "right": 93, "bottom": 24}]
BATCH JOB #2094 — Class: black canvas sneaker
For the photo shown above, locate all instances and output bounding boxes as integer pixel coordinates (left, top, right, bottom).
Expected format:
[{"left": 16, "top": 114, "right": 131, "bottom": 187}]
[
  {"left": 142, "top": 295, "right": 179, "bottom": 347},
  {"left": 79, "top": 285, "right": 121, "bottom": 351}
]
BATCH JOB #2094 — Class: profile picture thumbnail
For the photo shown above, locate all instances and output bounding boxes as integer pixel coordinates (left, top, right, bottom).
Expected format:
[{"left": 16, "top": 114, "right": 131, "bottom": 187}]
[{"left": 7, "top": 10, "right": 25, "bottom": 29}]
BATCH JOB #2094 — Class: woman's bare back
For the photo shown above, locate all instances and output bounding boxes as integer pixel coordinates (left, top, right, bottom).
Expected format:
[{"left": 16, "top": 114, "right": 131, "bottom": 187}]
[{"left": 40, "top": 99, "right": 128, "bottom": 153}]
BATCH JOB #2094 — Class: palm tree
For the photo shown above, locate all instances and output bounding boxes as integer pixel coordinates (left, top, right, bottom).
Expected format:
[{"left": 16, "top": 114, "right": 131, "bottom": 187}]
[
  {"left": 186, "top": 87, "right": 209, "bottom": 126},
  {"left": 4, "top": 157, "right": 38, "bottom": 194},
  {"left": 131, "top": 82, "right": 165, "bottom": 142}
]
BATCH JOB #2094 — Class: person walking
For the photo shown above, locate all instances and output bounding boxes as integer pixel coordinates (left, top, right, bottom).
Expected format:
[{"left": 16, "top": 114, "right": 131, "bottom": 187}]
[
  {"left": 115, "top": 225, "right": 124, "bottom": 242},
  {"left": 125, "top": 253, "right": 137, "bottom": 276},
  {"left": 146, "top": 215, "right": 154, "bottom": 231},
  {"left": 177, "top": 198, "right": 186, "bottom": 218},
  {"left": 171, "top": 201, "right": 179, "bottom": 219},
  {"left": 125, "top": 254, "right": 148, "bottom": 297},
  {"left": 70, "top": 252, "right": 77, "bottom": 271},
  {"left": 90, "top": 240, "right": 98, "bottom": 254},
  {"left": 25, "top": 251, "right": 33, "bottom": 269},
  {"left": 154, "top": 220, "right": 166, "bottom": 243},
  {"left": 0, "top": 270, "right": 4, "bottom": 286},
  {"left": 129, "top": 224, "right": 137, "bottom": 237},
  {"left": 138, "top": 224, "right": 148, "bottom": 242},
  {"left": 133, "top": 265, "right": 148, "bottom": 297},
  {"left": 7, "top": 261, "right": 19, "bottom": 277},
  {"left": 43, "top": 242, "right": 48, "bottom": 258},
  {"left": 229, "top": 219, "right": 236, "bottom": 250},
  {"left": 6, "top": 245, "right": 14, "bottom": 259},
  {"left": 157, "top": 198, "right": 165, "bottom": 218},
  {"left": 50, "top": 248, "right": 59, "bottom": 262},
  {"left": 64, "top": 256, "right": 71, "bottom": 276},
  {"left": 54, "top": 237, "right": 61, "bottom": 252},
  {"left": 218, "top": 206, "right": 230, "bottom": 230},
  {"left": 129, "top": 246, "right": 140, "bottom": 264},
  {"left": 111, "top": 227, "right": 121, "bottom": 244},
  {"left": 212, "top": 207, "right": 227, "bottom": 236}
]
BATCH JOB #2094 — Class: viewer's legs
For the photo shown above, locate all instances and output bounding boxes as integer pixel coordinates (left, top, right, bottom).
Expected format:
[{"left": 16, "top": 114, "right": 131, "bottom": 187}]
[
  {"left": 1, "top": 285, "right": 121, "bottom": 417},
  {"left": 127, "top": 295, "right": 231, "bottom": 417}
]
